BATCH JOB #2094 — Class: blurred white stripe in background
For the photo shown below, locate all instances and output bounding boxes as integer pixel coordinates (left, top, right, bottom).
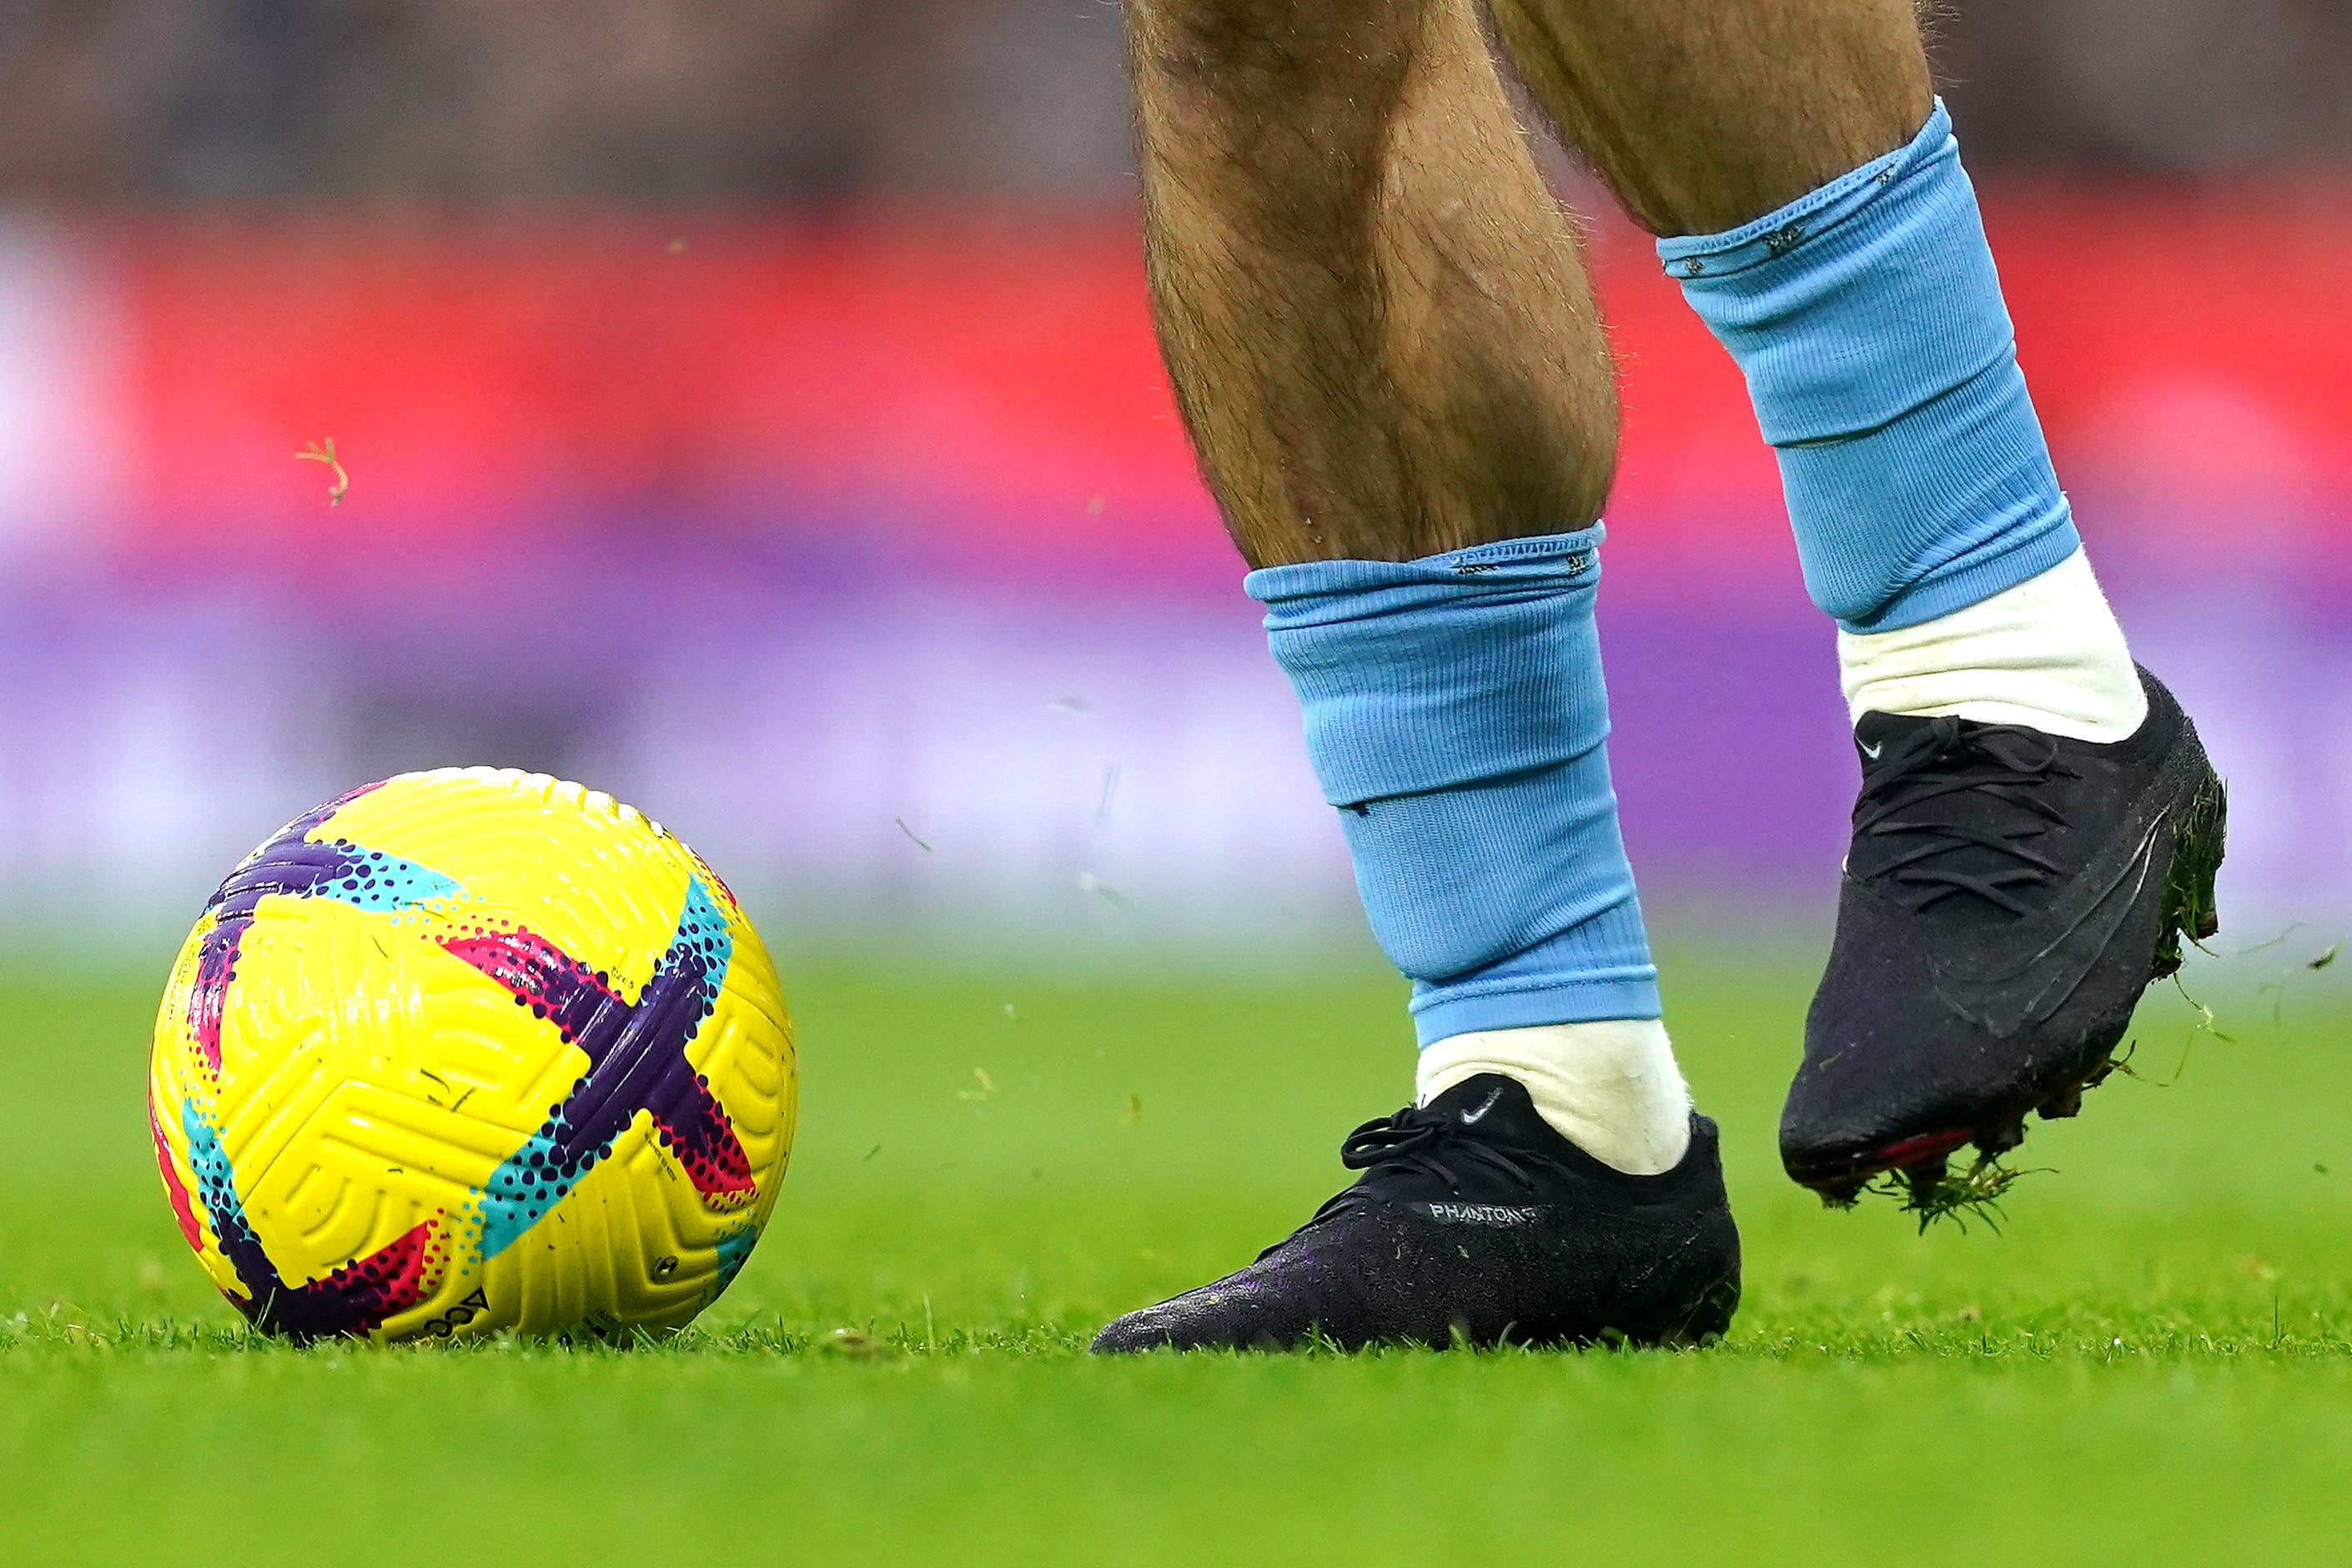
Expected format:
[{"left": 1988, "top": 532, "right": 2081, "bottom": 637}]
[{"left": 0, "top": 218, "right": 126, "bottom": 548}]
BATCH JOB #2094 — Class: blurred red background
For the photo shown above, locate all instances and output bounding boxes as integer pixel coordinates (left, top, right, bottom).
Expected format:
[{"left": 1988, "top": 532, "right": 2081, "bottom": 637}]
[{"left": 2, "top": 1, "right": 2346, "bottom": 945}]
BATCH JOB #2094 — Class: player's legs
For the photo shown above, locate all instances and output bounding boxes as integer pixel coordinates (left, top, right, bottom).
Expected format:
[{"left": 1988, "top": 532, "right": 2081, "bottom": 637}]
[
  {"left": 1133, "top": 0, "right": 1677, "bottom": 1129},
  {"left": 1489, "top": 0, "right": 2227, "bottom": 1204},
  {"left": 1093, "top": 0, "right": 1740, "bottom": 1353},
  {"left": 1129, "top": 0, "right": 1615, "bottom": 570}
]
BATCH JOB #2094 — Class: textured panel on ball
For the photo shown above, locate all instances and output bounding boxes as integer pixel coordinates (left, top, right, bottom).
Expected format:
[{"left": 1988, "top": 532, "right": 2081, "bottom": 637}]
[
  {"left": 148, "top": 767, "right": 797, "bottom": 1344},
  {"left": 329, "top": 770, "right": 692, "bottom": 996}
]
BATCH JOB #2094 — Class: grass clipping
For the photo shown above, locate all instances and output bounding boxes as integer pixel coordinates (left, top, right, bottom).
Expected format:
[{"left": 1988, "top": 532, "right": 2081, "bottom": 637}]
[{"left": 1827, "top": 1154, "right": 2043, "bottom": 1234}]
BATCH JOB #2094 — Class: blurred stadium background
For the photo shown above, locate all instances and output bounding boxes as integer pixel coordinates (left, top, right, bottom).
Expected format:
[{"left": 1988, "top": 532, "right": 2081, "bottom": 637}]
[{"left": 3, "top": 0, "right": 2349, "bottom": 956}]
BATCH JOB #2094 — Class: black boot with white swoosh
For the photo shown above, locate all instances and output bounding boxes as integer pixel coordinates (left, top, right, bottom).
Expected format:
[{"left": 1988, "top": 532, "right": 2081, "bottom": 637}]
[
  {"left": 1088, "top": 1074, "right": 1741, "bottom": 1353},
  {"left": 1782, "top": 665, "right": 2227, "bottom": 1201}
]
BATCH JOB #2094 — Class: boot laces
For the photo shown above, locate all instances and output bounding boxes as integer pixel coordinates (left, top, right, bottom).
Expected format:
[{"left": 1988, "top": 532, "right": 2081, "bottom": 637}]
[
  {"left": 1262, "top": 1103, "right": 1568, "bottom": 1259},
  {"left": 1855, "top": 716, "right": 2079, "bottom": 917},
  {"left": 1340, "top": 1103, "right": 1557, "bottom": 1198}
]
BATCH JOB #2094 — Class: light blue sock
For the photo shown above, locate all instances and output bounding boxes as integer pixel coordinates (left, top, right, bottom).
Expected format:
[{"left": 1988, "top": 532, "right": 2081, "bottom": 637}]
[
  {"left": 1660, "top": 99, "right": 2080, "bottom": 633},
  {"left": 1246, "top": 527, "right": 1660, "bottom": 1048}
]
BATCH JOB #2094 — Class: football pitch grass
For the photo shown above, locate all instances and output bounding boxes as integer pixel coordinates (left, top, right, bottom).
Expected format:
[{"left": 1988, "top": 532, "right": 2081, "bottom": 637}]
[{"left": 6, "top": 940, "right": 2352, "bottom": 1564}]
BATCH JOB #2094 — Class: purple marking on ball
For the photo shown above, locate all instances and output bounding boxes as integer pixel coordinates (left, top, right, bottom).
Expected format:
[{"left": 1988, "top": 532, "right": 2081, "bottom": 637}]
[
  {"left": 179, "top": 1098, "right": 437, "bottom": 1342},
  {"left": 183, "top": 782, "right": 462, "bottom": 1073},
  {"left": 448, "top": 877, "right": 755, "bottom": 1259}
]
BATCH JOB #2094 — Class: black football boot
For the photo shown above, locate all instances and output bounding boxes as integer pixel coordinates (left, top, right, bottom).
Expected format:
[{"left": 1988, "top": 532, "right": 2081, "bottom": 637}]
[
  {"left": 1088, "top": 1074, "right": 1741, "bottom": 1353},
  {"left": 1782, "top": 665, "right": 2227, "bottom": 1200}
]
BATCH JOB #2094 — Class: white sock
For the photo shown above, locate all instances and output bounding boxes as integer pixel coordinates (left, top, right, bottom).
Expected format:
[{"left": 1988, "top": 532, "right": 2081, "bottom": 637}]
[
  {"left": 1418, "top": 1019, "right": 1692, "bottom": 1176},
  {"left": 1839, "top": 550, "right": 2148, "bottom": 742}
]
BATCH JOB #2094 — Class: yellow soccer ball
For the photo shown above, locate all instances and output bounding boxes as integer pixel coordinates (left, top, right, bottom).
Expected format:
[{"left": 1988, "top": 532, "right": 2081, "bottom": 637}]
[{"left": 148, "top": 769, "right": 797, "bottom": 1344}]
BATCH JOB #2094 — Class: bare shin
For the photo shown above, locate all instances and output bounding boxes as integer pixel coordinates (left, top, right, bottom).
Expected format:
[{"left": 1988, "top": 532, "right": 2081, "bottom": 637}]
[
  {"left": 1126, "top": 0, "right": 1617, "bottom": 567},
  {"left": 1489, "top": 0, "right": 1933, "bottom": 237}
]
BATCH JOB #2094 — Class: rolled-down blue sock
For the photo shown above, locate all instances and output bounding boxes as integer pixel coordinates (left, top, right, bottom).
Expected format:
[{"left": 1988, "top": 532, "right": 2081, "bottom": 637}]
[
  {"left": 1661, "top": 98, "right": 2080, "bottom": 634},
  {"left": 1247, "top": 527, "right": 1659, "bottom": 1048}
]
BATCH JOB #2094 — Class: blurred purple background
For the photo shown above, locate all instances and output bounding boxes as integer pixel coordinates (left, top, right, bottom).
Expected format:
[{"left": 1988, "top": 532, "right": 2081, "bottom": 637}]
[{"left": 2, "top": 2, "right": 2348, "bottom": 954}]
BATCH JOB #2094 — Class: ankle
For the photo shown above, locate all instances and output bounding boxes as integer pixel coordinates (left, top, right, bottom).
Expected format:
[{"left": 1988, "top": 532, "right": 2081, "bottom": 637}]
[
  {"left": 1838, "top": 550, "right": 2148, "bottom": 743},
  {"left": 1418, "top": 1018, "right": 1692, "bottom": 1176}
]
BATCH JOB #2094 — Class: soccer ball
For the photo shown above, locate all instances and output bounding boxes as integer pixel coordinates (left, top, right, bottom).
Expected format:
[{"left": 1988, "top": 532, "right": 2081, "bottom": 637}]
[{"left": 148, "top": 768, "right": 797, "bottom": 1344}]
